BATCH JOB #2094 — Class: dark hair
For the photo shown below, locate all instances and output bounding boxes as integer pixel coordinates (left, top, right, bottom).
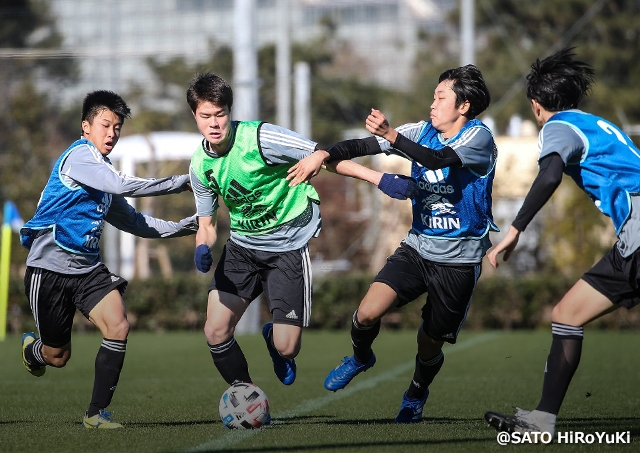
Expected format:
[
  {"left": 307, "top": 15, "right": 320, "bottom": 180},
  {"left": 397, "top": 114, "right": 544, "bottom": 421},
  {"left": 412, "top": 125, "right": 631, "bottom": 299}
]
[
  {"left": 82, "top": 90, "right": 131, "bottom": 123},
  {"left": 526, "top": 47, "right": 595, "bottom": 111},
  {"left": 438, "top": 64, "right": 491, "bottom": 118},
  {"left": 186, "top": 72, "right": 234, "bottom": 113}
]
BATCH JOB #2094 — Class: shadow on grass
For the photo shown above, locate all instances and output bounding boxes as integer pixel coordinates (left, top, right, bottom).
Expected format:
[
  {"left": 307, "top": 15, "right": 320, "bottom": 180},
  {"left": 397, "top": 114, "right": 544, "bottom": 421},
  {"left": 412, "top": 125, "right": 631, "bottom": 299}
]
[
  {"left": 190, "top": 438, "right": 491, "bottom": 453},
  {"left": 559, "top": 416, "right": 640, "bottom": 435},
  {"left": 0, "top": 419, "right": 221, "bottom": 428},
  {"left": 125, "top": 419, "right": 219, "bottom": 427},
  {"left": 187, "top": 415, "right": 640, "bottom": 453},
  {"left": 279, "top": 415, "right": 483, "bottom": 426}
]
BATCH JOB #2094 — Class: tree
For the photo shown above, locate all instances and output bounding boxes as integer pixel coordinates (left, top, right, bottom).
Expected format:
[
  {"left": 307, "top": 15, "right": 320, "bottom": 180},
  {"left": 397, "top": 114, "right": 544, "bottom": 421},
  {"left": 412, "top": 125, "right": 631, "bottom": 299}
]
[
  {"left": 0, "top": 0, "right": 79, "bottom": 266},
  {"left": 385, "top": 0, "right": 640, "bottom": 136},
  {"left": 126, "top": 28, "right": 389, "bottom": 270},
  {"left": 380, "top": 0, "right": 638, "bottom": 276}
]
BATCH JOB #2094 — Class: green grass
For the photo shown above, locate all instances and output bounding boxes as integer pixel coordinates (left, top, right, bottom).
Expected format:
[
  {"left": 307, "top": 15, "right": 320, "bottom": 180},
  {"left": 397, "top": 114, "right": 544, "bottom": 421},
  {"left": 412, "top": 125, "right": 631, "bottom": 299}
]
[{"left": 1, "top": 329, "right": 639, "bottom": 452}]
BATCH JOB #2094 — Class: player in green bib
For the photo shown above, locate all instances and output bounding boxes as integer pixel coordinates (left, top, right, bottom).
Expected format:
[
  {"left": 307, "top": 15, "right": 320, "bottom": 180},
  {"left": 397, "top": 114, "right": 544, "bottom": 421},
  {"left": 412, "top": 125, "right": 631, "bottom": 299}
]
[{"left": 187, "top": 73, "right": 417, "bottom": 398}]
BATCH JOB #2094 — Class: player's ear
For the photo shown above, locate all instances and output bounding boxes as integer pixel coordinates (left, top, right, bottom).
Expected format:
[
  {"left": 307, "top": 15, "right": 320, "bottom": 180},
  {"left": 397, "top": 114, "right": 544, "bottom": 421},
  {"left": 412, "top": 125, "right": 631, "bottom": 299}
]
[
  {"left": 459, "top": 100, "right": 470, "bottom": 115},
  {"left": 81, "top": 120, "right": 90, "bottom": 136}
]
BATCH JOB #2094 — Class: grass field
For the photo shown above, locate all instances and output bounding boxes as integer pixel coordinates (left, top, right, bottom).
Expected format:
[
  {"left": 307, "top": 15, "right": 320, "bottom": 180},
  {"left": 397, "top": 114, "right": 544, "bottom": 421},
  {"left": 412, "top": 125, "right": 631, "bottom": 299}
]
[{"left": 1, "top": 329, "right": 638, "bottom": 452}]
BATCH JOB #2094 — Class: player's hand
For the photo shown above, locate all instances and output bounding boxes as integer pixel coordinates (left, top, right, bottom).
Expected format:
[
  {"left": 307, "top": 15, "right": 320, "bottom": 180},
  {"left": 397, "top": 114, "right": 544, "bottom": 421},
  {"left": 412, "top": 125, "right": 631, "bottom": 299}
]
[
  {"left": 377, "top": 173, "right": 419, "bottom": 200},
  {"left": 287, "top": 150, "right": 328, "bottom": 186},
  {"left": 487, "top": 226, "right": 521, "bottom": 268},
  {"left": 194, "top": 244, "right": 213, "bottom": 273},
  {"left": 366, "top": 109, "right": 397, "bottom": 143}
]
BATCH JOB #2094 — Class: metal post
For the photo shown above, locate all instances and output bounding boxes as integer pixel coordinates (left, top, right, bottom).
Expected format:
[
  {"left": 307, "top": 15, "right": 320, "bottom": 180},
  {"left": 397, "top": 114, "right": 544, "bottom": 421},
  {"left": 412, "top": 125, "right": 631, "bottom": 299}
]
[
  {"left": 294, "top": 61, "right": 311, "bottom": 138},
  {"left": 233, "top": 0, "right": 259, "bottom": 121},
  {"left": 276, "top": 0, "right": 291, "bottom": 129},
  {"left": 460, "top": 0, "right": 475, "bottom": 66}
]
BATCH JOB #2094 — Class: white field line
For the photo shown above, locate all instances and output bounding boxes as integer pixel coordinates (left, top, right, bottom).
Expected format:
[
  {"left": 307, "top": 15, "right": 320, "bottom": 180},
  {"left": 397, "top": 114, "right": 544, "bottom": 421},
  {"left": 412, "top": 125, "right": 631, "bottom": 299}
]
[{"left": 183, "top": 332, "right": 499, "bottom": 452}]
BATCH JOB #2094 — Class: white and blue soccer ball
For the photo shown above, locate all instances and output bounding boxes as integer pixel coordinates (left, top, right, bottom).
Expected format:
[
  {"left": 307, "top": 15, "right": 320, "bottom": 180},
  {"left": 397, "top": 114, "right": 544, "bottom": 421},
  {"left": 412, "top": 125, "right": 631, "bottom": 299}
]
[{"left": 218, "top": 382, "right": 270, "bottom": 429}]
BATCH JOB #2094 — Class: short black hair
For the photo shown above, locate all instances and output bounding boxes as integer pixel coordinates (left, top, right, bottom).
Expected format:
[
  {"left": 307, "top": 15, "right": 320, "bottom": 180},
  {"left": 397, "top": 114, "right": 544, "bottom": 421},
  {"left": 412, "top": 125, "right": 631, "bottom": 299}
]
[
  {"left": 82, "top": 90, "right": 131, "bottom": 123},
  {"left": 438, "top": 65, "right": 491, "bottom": 118},
  {"left": 526, "top": 47, "right": 595, "bottom": 111},
  {"left": 186, "top": 72, "right": 234, "bottom": 113}
]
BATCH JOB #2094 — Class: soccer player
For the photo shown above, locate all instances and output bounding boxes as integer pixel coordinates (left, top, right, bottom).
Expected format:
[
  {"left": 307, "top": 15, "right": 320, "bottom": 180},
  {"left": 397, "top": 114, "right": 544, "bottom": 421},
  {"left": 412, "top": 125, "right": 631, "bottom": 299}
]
[
  {"left": 187, "top": 73, "right": 413, "bottom": 393},
  {"left": 288, "top": 64, "right": 498, "bottom": 423},
  {"left": 19, "top": 90, "right": 197, "bottom": 429},
  {"left": 483, "top": 48, "right": 640, "bottom": 436}
]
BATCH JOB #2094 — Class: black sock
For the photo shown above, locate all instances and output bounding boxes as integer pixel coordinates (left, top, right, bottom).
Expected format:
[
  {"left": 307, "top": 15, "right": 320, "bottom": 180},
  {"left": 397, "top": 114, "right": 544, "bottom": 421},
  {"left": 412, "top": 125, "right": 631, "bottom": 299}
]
[
  {"left": 25, "top": 338, "right": 47, "bottom": 367},
  {"left": 209, "top": 337, "right": 251, "bottom": 385},
  {"left": 406, "top": 351, "right": 444, "bottom": 399},
  {"left": 87, "top": 338, "right": 127, "bottom": 417},
  {"left": 535, "top": 322, "right": 583, "bottom": 415},
  {"left": 351, "top": 310, "right": 380, "bottom": 364}
]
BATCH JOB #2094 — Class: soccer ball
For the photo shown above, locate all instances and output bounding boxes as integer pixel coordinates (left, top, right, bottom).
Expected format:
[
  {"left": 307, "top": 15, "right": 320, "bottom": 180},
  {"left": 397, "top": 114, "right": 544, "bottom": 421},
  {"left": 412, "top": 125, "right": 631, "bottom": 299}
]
[{"left": 218, "top": 382, "right": 270, "bottom": 429}]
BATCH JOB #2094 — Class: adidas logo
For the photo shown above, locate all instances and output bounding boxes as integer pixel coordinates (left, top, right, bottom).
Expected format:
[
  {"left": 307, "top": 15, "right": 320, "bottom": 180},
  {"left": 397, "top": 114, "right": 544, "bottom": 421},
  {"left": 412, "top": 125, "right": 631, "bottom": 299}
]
[
  {"left": 111, "top": 276, "right": 119, "bottom": 282},
  {"left": 441, "top": 333, "right": 455, "bottom": 339},
  {"left": 285, "top": 310, "right": 298, "bottom": 320}
]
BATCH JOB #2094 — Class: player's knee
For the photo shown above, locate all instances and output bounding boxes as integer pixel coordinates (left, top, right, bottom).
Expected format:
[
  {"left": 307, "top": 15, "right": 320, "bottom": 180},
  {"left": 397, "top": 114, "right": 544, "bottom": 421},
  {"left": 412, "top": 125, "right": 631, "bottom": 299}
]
[
  {"left": 355, "top": 307, "right": 380, "bottom": 326},
  {"left": 551, "top": 303, "right": 576, "bottom": 325},
  {"left": 204, "top": 320, "right": 233, "bottom": 344},
  {"left": 276, "top": 342, "right": 299, "bottom": 359},
  {"left": 102, "top": 317, "right": 130, "bottom": 341}
]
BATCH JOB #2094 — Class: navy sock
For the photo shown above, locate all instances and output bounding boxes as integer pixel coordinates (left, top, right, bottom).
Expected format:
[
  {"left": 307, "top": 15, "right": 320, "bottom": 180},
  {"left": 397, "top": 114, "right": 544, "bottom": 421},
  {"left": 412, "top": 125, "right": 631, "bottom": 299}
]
[
  {"left": 406, "top": 352, "right": 444, "bottom": 399},
  {"left": 209, "top": 337, "right": 251, "bottom": 385},
  {"left": 535, "top": 323, "right": 583, "bottom": 415},
  {"left": 350, "top": 310, "right": 380, "bottom": 364},
  {"left": 87, "top": 338, "right": 127, "bottom": 417}
]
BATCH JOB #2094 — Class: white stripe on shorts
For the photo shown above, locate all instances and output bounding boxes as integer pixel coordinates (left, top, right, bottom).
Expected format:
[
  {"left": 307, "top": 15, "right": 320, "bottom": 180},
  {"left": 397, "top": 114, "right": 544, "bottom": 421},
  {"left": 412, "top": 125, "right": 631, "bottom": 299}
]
[
  {"left": 29, "top": 268, "right": 43, "bottom": 337},
  {"left": 300, "top": 245, "right": 312, "bottom": 327}
]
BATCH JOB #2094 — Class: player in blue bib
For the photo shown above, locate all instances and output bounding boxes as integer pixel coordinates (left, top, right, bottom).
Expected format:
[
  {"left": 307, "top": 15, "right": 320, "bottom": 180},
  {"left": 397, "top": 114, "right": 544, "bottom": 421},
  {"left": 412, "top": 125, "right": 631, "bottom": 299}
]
[
  {"left": 289, "top": 64, "right": 498, "bottom": 423},
  {"left": 485, "top": 48, "right": 640, "bottom": 436},
  {"left": 19, "top": 91, "right": 196, "bottom": 428}
]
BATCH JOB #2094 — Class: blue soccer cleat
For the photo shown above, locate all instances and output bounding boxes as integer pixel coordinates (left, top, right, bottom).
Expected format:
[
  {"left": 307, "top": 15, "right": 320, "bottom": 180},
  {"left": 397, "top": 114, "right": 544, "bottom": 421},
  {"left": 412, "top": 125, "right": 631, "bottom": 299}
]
[
  {"left": 262, "top": 323, "right": 296, "bottom": 385},
  {"left": 395, "top": 389, "right": 429, "bottom": 423},
  {"left": 22, "top": 332, "right": 46, "bottom": 377},
  {"left": 324, "top": 353, "right": 376, "bottom": 391}
]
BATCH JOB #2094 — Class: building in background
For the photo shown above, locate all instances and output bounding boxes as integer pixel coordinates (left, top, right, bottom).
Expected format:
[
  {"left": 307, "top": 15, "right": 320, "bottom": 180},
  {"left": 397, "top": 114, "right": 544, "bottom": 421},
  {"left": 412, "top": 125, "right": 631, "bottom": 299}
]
[{"left": 48, "top": 0, "right": 455, "bottom": 104}]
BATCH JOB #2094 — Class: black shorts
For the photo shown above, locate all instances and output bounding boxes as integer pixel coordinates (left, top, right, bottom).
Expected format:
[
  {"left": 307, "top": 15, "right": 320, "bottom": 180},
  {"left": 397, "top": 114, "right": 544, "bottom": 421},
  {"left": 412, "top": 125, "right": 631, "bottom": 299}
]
[
  {"left": 24, "top": 265, "right": 128, "bottom": 348},
  {"left": 582, "top": 244, "right": 640, "bottom": 309},
  {"left": 209, "top": 239, "right": 312, "bottom": 327},
  {"left": 374, "top": 243, "right": 481, "bottom": 344}
]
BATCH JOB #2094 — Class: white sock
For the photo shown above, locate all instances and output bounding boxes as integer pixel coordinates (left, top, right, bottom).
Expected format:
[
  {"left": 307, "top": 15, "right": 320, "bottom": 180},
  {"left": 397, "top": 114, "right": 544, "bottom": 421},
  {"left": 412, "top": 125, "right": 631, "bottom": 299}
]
[{"left": 524, "top": 410, "right": 557, "bottom": 435}]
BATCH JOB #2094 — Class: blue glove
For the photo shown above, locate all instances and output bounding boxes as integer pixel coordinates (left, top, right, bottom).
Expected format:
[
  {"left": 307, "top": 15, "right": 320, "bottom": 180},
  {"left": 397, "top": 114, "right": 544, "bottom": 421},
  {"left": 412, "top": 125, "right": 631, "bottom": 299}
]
[
  {"left": 194, "top": 244, "right": 213, "bottom": 273},
  {"left": 377, "top": 173, "right": 419, "bottom": 200}
]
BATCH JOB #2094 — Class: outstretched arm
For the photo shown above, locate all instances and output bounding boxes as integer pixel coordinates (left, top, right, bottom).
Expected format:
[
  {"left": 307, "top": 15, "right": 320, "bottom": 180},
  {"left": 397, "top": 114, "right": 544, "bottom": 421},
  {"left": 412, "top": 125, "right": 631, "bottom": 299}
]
[
  {"left": 367, "top": 108, "right": 461, "bottom": 169},
  {"left": 327, "top": 159, "right": 381, "bottom": 185},
  {"left": 286, "top": 137, "right": 383, "bottom": 186},
  {"left": 105, "top": 196, "right": 197, "bottom": 238},
  {"left": 286, "top": 149, "right": 330, "bottom": 186},
  {"left": 327, "top": 159, "right": 419, "bottom": 200},
  {"left": 63, "top": 144, "right": 190, "bottom": 197},
  {"left": 487, "top": 154, "right": 564, "bottom": 268}
]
